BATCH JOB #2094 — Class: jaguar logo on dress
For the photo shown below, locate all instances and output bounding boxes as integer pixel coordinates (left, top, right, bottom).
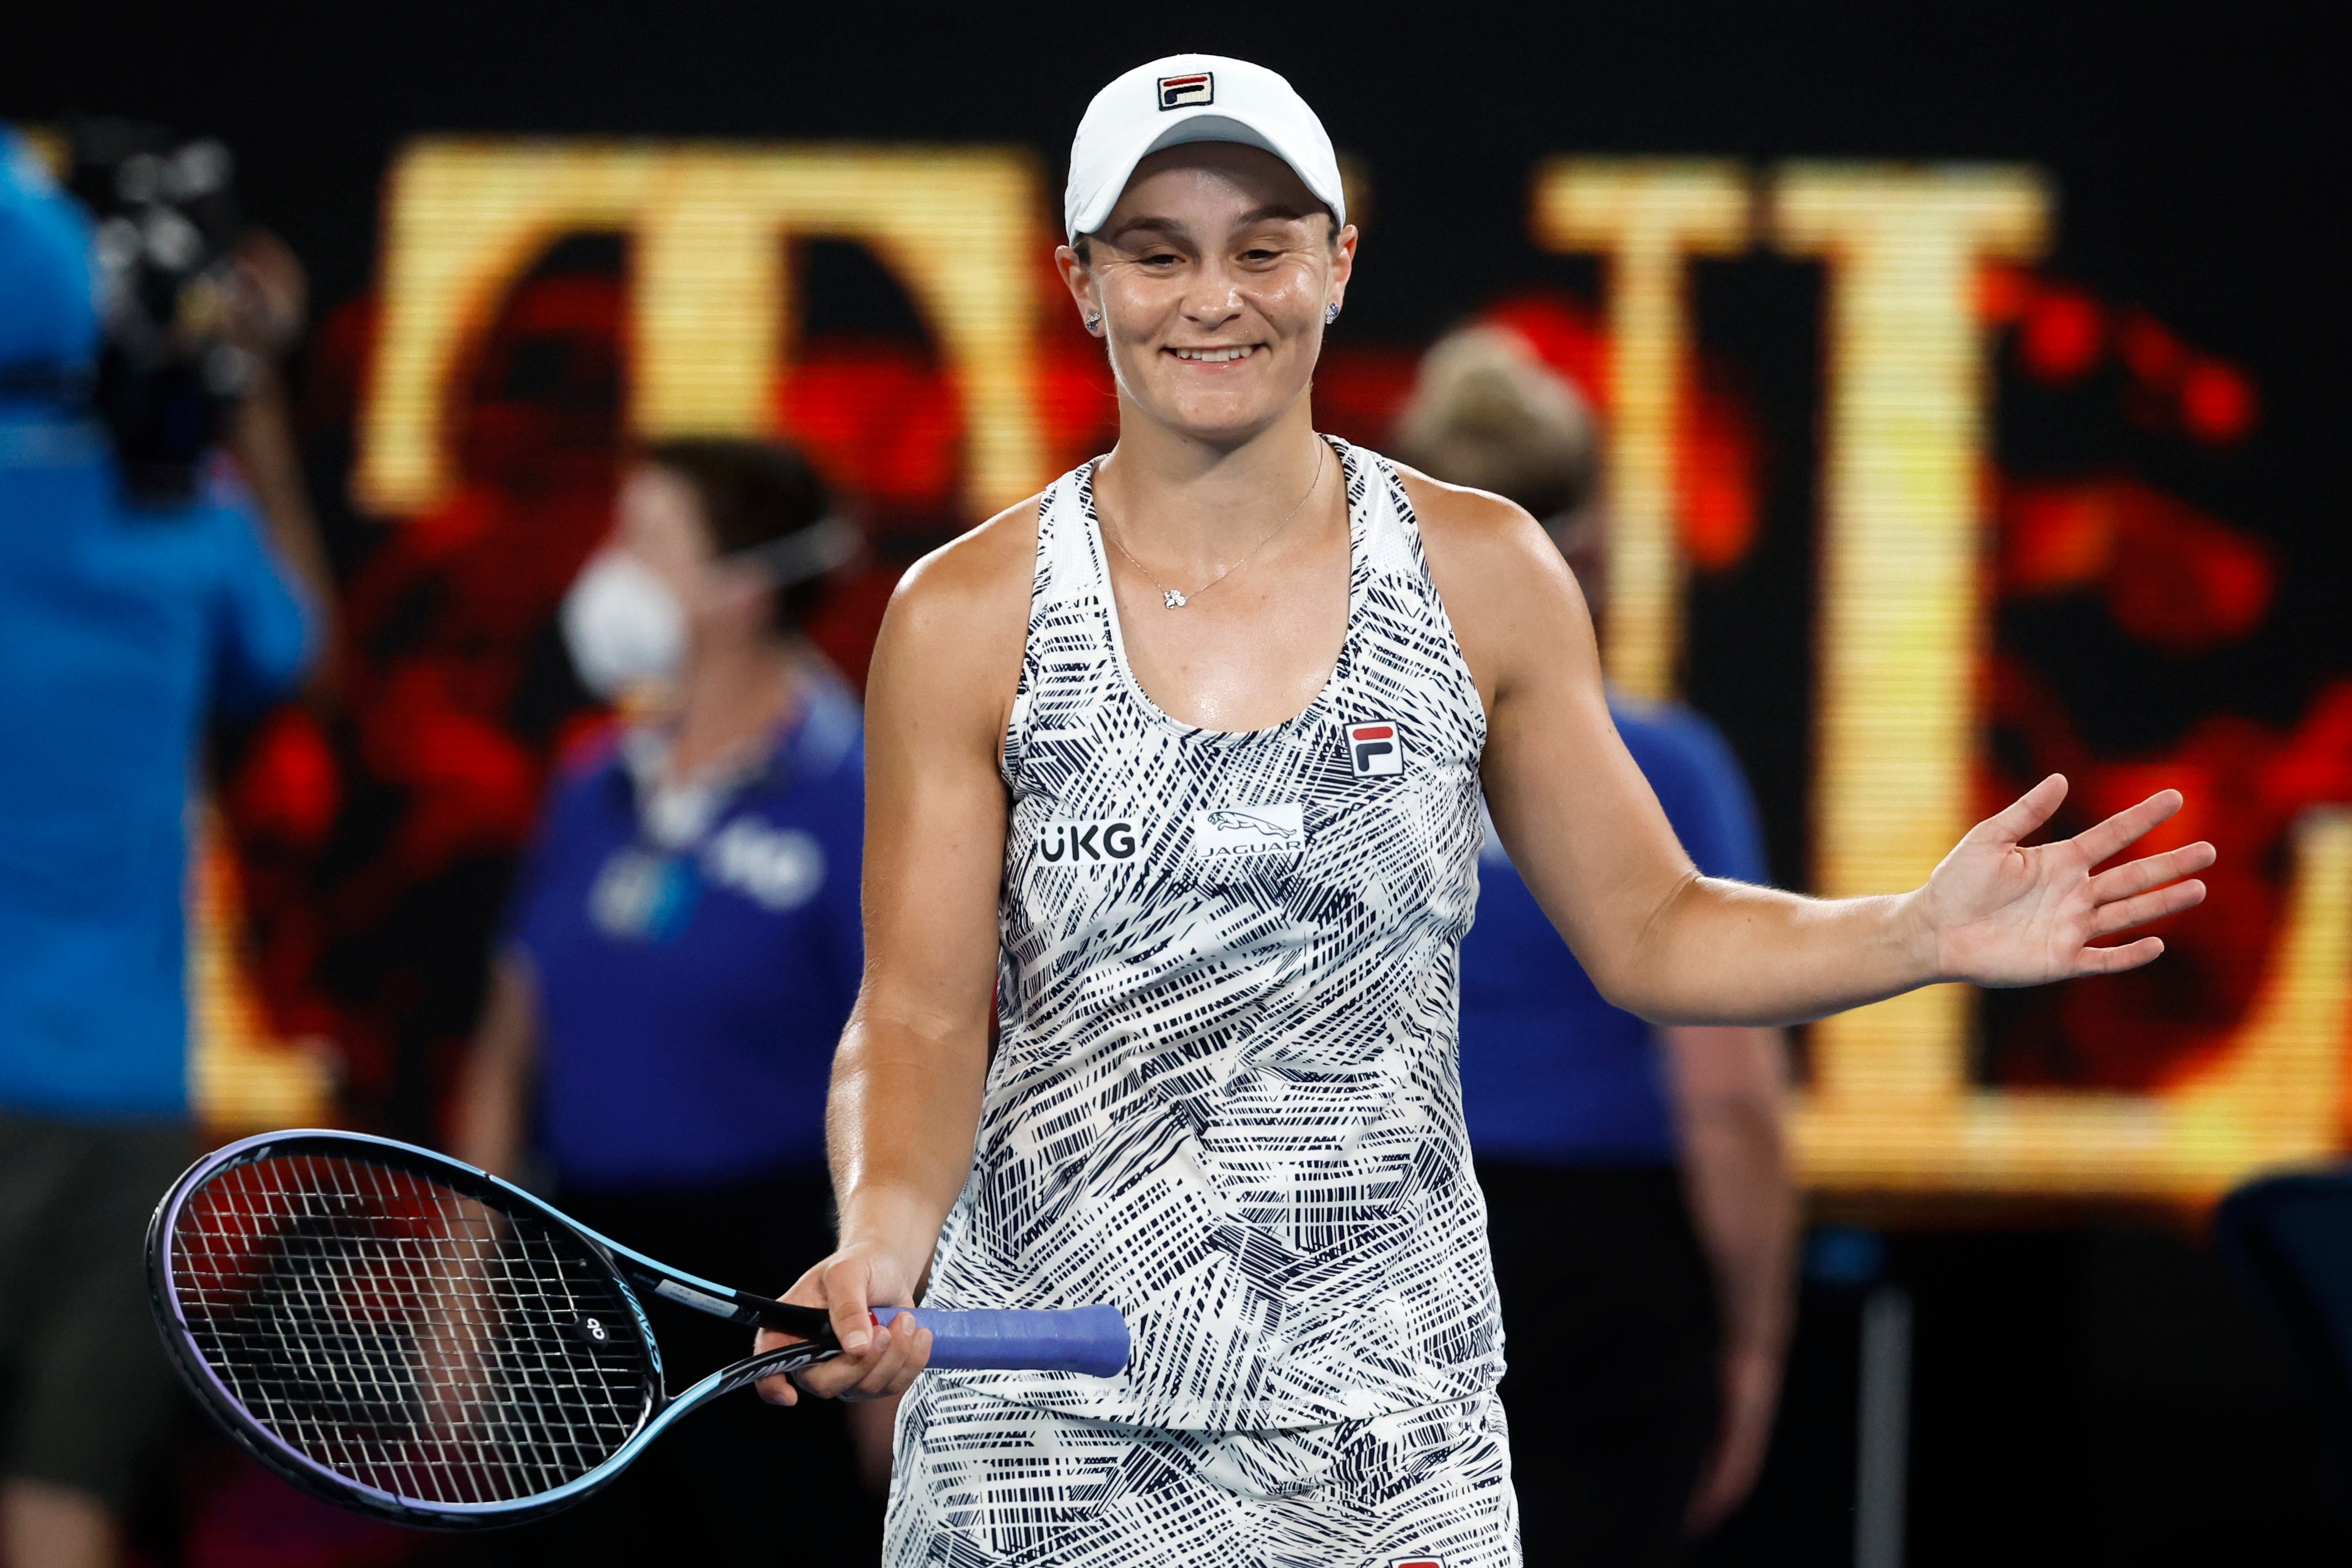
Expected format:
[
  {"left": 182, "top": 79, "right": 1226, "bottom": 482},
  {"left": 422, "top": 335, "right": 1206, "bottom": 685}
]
[
  {"left": 1157, "top": 72, "right": 1213, "bottom": 109},
  {"left": 1348, "top": 721, "right": 1406, "bottom": 777},
  {"left": 1038, "top": 818, "right": 1140, "bottom": 864},
  {"left": 1192, "top": 802, "right": 1305, "bottom": 860}
]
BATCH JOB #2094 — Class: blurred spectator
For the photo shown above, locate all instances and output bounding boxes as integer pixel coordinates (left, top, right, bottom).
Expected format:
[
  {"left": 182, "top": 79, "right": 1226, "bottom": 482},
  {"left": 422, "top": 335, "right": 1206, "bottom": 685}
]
[
  {"left": 451, "top": 437, "right": 880, "bottom": 1561},
  {"left": 1397, "top": 326, "right": 1797, "bottom": 1566},
  {"left": 0, "top": 128, "right": 324, "bottom": 1568}
]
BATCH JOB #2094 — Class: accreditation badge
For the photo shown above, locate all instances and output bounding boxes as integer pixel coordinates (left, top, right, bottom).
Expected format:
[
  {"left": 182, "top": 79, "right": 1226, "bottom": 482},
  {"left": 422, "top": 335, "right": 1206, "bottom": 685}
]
[{"left": 588, "top": 846, "right": 700, "bottom": 942}]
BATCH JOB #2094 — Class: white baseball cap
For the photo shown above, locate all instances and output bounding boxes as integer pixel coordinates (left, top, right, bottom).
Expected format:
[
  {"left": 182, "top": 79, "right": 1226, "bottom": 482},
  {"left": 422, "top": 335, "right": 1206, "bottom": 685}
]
[{"left": 1064, "top": 54, "right": 1346, "bottom": 241}]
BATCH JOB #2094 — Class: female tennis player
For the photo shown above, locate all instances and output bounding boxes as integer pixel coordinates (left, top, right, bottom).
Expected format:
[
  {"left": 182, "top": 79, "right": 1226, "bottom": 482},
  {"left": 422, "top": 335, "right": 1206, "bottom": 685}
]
[{"left": 757, "top": 54, "right": 2214, "bottom": 1564}]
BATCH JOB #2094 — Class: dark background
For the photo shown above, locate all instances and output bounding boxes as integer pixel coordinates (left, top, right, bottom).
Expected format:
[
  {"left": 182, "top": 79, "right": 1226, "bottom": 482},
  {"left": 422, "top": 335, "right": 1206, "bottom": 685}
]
[
  {"left": 9, "top": 3, "right": 2338, "bottom": 376},
  {"left": 20, "top": 1, "right": 2342, "bottom": 897},
  {"left": 8, "top": 4, "right": 2344, "bottom": 1562}
]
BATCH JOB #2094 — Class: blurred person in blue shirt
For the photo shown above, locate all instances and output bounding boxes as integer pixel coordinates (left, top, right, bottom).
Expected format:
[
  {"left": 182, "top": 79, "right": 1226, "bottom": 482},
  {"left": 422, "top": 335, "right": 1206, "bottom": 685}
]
[
  {"left": 452, "top": 438, "right": 877, "bottom": 1561},
  {"left": 0, "top": 128, "right": 323, "bottom": 1568},
  {"left": 1397, "top": 327, "right": 1797, "bottom": 1568}
]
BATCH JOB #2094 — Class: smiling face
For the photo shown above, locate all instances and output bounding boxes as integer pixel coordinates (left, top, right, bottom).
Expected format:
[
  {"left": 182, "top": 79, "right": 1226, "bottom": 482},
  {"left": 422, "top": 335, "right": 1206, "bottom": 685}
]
[{"left": 1058, "top": 142, "right": 1356, "bottom": 447}]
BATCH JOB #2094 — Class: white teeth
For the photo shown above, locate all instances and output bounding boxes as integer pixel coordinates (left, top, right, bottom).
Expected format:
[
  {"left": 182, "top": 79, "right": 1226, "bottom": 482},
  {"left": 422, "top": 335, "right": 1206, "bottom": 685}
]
[{"left": 1173, "top": 347, "right": 1252, "bottom": 362}]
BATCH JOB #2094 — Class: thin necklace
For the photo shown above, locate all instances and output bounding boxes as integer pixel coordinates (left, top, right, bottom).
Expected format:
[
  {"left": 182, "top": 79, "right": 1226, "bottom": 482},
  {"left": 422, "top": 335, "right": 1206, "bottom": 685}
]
[{"left": 1101, "top": 441, "right": 1328, "bottom": 609}]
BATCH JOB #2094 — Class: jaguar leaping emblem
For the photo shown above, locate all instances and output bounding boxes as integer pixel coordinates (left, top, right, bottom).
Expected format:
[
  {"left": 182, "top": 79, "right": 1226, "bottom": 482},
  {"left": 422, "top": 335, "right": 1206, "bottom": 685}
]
[{"left": 1203, "top": 809, "right": 1298, "bottom": 839}]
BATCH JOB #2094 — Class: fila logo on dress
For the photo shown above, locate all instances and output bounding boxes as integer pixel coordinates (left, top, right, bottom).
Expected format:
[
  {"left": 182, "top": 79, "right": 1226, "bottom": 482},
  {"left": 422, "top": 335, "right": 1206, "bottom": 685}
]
[
  {"left": 1349, "top": 720, "right": 1406, "bottom": 778},
  {"left": 1157, "top": 72, "right": 1213, "bottom": 109},
  {"left": 1387, "top": 1558, "right": 1446, "bottom": 1568}
]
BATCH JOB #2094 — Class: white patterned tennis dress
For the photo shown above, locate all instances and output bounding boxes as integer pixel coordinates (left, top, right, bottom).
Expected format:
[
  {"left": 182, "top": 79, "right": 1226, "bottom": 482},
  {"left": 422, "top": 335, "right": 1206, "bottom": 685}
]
[{"left": 888, "top": 440, "right": 1518, "bottom": 1566}]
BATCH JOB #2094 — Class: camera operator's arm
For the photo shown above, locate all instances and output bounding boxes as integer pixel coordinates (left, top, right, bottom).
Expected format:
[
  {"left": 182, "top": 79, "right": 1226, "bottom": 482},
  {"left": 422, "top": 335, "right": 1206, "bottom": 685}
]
[{"left": 222, "top": 232, "right": 337, "bottom": 690}]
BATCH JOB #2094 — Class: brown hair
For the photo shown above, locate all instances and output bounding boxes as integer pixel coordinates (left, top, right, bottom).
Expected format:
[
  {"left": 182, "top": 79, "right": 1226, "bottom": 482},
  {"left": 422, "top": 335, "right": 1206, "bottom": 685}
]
[{"left": 642, "top": 437, "right": 837, "bottom": 633}]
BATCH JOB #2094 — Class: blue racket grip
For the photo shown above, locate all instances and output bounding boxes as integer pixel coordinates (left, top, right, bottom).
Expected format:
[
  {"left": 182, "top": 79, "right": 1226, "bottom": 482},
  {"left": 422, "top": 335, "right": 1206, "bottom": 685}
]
[{"left": 872, "top": 1304, "right": 1129, "bottom": 1377}]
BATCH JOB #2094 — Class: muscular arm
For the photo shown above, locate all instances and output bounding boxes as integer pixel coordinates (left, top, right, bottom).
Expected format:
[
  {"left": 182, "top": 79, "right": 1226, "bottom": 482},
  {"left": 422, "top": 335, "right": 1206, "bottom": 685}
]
[
  {"left": 1663, "top": 1024, "right": 1796, "bottom": 1531},
  {"left": 1405, "top": 472, "right": 2214, "bottom": 1026},
  {"left": 756, "top": 499, "right": 1039, "bottom": 1404}
]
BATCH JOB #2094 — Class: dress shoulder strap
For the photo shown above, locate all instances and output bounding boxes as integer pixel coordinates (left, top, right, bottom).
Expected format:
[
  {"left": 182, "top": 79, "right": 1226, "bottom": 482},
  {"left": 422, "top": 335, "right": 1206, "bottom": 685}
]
[
  {"left": 1337, "top": 439, "right": 1437, "bottom": 589},
  {"left": 1001, "top": 463, "right": 1111, "bottom": 789}
]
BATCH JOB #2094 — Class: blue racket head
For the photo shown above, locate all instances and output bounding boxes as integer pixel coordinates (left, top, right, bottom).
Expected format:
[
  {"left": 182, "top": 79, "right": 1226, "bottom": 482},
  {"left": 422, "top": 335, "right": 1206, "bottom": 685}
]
[{"left": 147, "top": 1130, "right": 675, "bottom": 1528}]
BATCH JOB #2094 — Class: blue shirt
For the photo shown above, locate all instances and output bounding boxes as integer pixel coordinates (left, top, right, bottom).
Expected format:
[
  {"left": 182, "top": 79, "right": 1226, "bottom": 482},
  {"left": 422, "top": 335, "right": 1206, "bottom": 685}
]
[
  {"left": 1459, "top": 697, "right": 1768, "bottom": 1164},
  {"left": 505, "top": 678, "right": 866, "bottom": 1191},
  {"left": 0, "top": 138, "right": 316, "bottom": 1120}
]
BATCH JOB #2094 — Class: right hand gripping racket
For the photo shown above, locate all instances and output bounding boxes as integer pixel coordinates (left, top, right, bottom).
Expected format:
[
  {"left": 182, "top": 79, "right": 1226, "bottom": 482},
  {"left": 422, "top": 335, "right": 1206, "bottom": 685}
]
[{"left": 146, "top": 1129, "right": 1127, "bottom": 1528}]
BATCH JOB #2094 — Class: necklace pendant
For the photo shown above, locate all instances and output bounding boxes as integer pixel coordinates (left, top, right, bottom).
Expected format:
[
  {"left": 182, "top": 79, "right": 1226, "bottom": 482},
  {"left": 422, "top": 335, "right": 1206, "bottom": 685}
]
[{"left": 1163, "top": 589, "right": 1187, "bottom": 608}]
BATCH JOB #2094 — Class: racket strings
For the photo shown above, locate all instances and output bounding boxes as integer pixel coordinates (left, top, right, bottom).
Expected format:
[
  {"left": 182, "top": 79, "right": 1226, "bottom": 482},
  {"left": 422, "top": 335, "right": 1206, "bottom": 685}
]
[{"left": 171, "top": 1152, "right": 650, "bottom": 1507}]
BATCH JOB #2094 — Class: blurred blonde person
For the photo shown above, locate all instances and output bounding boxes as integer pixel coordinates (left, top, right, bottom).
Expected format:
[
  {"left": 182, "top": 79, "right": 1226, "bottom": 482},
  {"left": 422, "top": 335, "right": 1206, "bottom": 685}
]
[{"left": 1398, "top": 326, "right": 1795, "bottom": 1567}]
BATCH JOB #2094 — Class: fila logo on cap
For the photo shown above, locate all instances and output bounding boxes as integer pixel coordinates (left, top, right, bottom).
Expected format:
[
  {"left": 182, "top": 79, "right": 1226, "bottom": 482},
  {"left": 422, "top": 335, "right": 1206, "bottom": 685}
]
[
  {"left": 1348, "top": 721, "right": 1406, "bottom": 778},
  {"left": 1157, "top": 72, "right": 1214, "bottom": 109}
]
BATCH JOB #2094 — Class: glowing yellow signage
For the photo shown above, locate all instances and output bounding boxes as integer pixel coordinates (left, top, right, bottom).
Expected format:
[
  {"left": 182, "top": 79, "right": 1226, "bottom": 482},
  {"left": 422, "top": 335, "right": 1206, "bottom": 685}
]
[
  {"left": 1532, "top": 158, "right": 1748, "bottom": 702},
  {"left": 1540, "top": 158, "right": 2350, "bottom": 1197},
  {"left": 357, "top": 140, "right": 1048, "bottom": 519},
  {"left": 188, "top": 808, "right": 336, "bottom": 1132},
  {"left": 1773, "top": 164, "right": 2048, "bottom": 1109},
  {"left": 340, "top": 139, "right": 2348, "bottom": 1199}
]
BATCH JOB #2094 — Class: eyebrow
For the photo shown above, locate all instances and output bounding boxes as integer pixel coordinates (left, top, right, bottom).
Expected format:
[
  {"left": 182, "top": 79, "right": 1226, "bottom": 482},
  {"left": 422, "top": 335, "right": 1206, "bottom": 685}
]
[
  {"left": 1102, "top": 216, "right": 1187, "bottom": 243},
  {"left": 1101, "top": 205, "right": 1317, "bottom": 245}
]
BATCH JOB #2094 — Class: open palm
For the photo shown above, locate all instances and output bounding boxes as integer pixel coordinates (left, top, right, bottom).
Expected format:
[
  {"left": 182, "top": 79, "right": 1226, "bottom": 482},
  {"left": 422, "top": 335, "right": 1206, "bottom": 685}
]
[{"left": 1921, "top": 775, "right": 2215, "bottom": 988}]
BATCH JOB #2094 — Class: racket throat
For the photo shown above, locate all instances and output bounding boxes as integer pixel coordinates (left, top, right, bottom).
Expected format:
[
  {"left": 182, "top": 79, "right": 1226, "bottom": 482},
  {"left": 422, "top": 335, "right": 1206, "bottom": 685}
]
[{"left": 644, "top": 1273, "right": 843, "bottom": 1342}]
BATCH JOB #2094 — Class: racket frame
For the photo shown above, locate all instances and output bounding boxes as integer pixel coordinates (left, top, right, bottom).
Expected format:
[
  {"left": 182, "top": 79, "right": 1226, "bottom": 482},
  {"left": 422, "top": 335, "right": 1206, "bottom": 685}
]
[{"left": 147, "top": 1128, "right": 847, "bottom": 1528}]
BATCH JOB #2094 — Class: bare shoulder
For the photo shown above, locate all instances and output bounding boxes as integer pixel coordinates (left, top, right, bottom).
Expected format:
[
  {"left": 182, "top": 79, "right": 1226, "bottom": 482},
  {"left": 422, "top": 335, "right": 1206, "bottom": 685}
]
[
  {"left": 886, "top": 491, "right": 1040, "bottom": 630},
  {"left": 868, "top": 491, "right": 1043, "bottom": 735},
  {"left": 1391, "top": 463, "right": 1594, "bottom": 701},
  {"left": 1394, "top": 463, "right": 1578, "bottom": 595}
]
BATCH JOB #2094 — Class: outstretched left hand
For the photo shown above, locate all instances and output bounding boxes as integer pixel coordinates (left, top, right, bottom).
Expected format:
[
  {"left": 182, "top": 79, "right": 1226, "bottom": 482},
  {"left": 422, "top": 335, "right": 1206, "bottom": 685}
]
[{"left": 1916, "top": 774, "right": 2215, "bottom": 988}]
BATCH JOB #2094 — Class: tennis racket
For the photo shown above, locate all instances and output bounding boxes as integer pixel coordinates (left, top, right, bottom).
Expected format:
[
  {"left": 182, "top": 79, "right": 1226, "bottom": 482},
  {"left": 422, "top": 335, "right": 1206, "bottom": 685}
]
[{"left": 146, "top": 1129, "right": 1126, "bottom": 1528}]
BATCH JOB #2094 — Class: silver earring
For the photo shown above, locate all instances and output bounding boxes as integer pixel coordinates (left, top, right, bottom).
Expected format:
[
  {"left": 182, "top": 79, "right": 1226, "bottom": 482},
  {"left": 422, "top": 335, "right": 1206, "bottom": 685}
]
[
  {"left": 1085, "top": 312, "right": 1103, "bottom": 335},
  {"left": 1324, "top": 302, "right": 1341, "bottom": 325}
]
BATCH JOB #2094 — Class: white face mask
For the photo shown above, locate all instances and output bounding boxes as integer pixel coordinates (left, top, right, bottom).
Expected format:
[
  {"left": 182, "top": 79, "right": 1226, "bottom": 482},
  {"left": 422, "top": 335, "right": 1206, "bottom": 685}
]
[{"left": 560, "top": 548, "right": 685, "bottom": 700}]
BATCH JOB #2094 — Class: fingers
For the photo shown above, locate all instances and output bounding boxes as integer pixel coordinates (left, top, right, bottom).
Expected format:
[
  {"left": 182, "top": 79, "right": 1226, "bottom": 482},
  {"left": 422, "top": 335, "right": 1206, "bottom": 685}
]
[
  {"left": 2071, "top": 789, "right": 2186, "bottom": 868},
  {"left": 754, "top": 1253, "right": 866, "bottom": 1407},
  {"left": 824, "top": 1255, "right": 879, "bottom": 1359},
  {"left": 787, "top": 1316, "right": 935, "bottom": 1402},
  {"left": 754, "top": 1251, "right": 934, "bottom": 1405},
  {"left": 751, "top": 1327, "right": 803, "bottom": 1407},
  {"left": 2086, "top": 842, "right": 2216, "bottom": 905},
  {"left": 2071, "top": 936, "right": 2166, "bottom": 976},
  {"left": 844, "top": 1316, "right": 934, "bottom": 1400},
  {"left": 1980, "top": 774, "right": 2069, "bottom": 844},
  {"left": 1684, "top": 1363, "right": 1774, "bottom": 1535},
  {"left": 2090, "top": 880, "right": 2206, "bottom": 939}
]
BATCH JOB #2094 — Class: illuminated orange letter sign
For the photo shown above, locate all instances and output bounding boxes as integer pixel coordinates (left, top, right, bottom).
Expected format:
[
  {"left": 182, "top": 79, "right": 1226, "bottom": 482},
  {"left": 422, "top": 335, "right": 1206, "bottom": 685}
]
[
  {"left": 1769, "top": 164, "right": 2352, "bottom": 1196},
  {"left": 1772, "top": 163, "right": 2048, "bottom": 1106},
  {"left": 357, "top": 140, "right": 1047, "bottom": 520},
  {"left": 1531, "top": 159, "right": 1748, "bottom": 700}
]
